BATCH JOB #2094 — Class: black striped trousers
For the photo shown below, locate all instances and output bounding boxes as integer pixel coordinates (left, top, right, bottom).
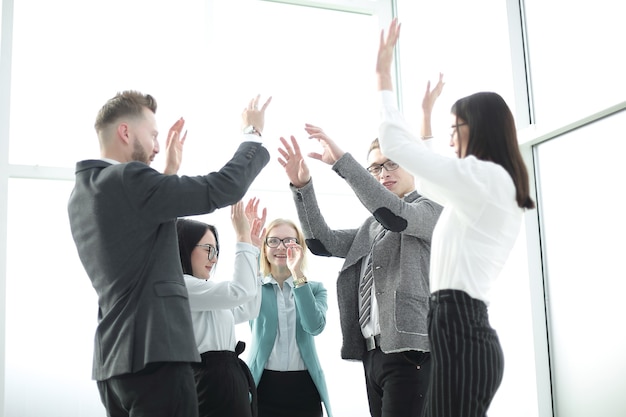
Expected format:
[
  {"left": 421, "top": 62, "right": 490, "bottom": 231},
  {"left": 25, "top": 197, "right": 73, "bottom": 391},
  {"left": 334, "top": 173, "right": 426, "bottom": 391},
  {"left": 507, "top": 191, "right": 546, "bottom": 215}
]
[{"left": 423, "top": 289, "right": 504, "bottom": 417}]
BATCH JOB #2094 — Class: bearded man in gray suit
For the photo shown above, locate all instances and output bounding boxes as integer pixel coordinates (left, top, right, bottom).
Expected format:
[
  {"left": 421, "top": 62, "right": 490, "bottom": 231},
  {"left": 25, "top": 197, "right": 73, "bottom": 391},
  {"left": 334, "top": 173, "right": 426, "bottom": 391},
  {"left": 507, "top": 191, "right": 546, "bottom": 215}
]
[{"left": 68, "top": 91, "right": 271, "bottom": 417}]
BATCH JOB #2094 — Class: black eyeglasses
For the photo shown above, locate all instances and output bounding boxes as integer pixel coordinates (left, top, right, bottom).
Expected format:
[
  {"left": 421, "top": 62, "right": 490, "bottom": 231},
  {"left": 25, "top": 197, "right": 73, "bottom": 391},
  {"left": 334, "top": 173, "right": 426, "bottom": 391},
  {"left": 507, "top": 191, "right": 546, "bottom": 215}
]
[
  {"left": 366, "top": 160, "right": 399, "bottom": 176},
  {"left": 265, "top": 237, "right": 298, "bottom": 248},
  {"left": 450, "top": 122, "right": 468, "bottom": 136},
  {"left": 195, "top": 244, "right": 218, "bottom": 260}
]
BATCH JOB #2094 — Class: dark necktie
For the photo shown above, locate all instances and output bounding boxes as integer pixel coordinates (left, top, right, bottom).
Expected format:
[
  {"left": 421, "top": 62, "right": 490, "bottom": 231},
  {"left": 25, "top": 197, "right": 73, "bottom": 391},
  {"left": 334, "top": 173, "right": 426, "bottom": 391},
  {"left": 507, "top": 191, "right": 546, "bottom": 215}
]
[{"left": 358, "top": 229, "right": 386, "bottom": 328}]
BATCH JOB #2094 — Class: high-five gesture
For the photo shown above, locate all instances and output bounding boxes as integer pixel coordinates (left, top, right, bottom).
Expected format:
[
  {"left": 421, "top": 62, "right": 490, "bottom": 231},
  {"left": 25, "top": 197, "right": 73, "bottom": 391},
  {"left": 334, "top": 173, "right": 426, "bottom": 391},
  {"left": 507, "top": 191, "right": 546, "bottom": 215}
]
[
  {"left": 241, "top": 94, "right": 272, "bottom": 136},
  {"left": 422, "top": 73, "right": 445, "bottom": 116},
  {"left": 278, "top": 136, "right": 311, "bottom": 188},
  {"left": 231, "top": 200, "right": 251, "bottom": 244},
  {"left": 421, "top": 73, "right": 445, "bottom": 139},
  {"left": 376, "top": 18, "right": 401, "bottom": 92},
  {"left": 303, "top": 124, "right": 345, "bottom": 166},
  {"left": 163, "top": 118, "right": 188, "bottom": 175},
  {"left": 278, "top": 124, "right": 347, "bottom": 188},
  {"left": 244, "top": 197, "right": 267, "bottom": 249}
]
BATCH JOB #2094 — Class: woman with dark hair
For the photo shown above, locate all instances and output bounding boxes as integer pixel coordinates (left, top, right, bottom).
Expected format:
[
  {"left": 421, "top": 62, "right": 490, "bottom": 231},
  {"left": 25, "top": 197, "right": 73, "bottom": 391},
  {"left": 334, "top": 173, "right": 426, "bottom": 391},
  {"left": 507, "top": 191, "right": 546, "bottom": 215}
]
[
  {"left": 375, "top": 19, "right": 535, "bottom": 417},
  {"left": 176, "top": 198, "right": 266, "bottom": 417}
]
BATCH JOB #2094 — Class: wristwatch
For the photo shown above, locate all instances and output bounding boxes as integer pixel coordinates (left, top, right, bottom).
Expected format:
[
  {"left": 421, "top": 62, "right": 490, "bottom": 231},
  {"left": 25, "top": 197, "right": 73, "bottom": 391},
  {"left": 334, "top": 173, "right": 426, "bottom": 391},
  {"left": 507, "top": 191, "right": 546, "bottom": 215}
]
[
  {"left": 243, "top": 125, "right": 261, "bottom": 137},
  {"left": 293, "top": 276, "right": 308, "bottom": 288}
]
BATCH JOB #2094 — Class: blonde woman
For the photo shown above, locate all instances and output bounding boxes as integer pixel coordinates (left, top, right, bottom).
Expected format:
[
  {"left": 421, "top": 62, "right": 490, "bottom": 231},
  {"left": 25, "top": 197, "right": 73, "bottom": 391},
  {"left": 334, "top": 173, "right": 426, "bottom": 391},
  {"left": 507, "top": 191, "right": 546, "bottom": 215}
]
[{"left": 247, "top": 218, "right": 332, "bottom": 417}]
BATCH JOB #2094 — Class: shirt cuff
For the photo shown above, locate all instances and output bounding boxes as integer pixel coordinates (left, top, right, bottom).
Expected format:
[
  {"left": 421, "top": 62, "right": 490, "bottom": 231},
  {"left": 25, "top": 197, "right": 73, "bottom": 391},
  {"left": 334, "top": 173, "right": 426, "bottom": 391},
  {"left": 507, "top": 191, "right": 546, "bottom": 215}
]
[
  {"left": 380, "top": 90, "right": 397, "bottom": 108},
  {"left": 235, "top": 241, "right": 260, "bottom": 255},
  {"left": 243, "top": 133, "right": 262, "bottom": 143}
]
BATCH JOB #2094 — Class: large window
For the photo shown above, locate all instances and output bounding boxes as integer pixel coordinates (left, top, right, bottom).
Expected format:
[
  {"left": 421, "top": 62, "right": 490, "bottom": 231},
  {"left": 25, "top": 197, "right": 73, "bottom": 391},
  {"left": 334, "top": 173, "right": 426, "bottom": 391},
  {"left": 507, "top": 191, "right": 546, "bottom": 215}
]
[
  {"left": 3, "top": 0, "right": 547, "bottom": 416},
  {"left": 9, "top": 0, "right": 209, "bottom": 167},
  {"left": 524, "top": 0, "right": 626, "bottom": 125},
  {"left": 8, "top": 0, "right": 385, "bottom": 171},
  {"left": 4, "top": 1, "right": 386, "bottom": 416},
  {"left": 534, "top": 108, "right": 626, "bottom": 417},
  {"left": 5, "top": 178, "right": 102, "bottom": 417},
  {"left": 397, "top": 0, "right": 518, "bottom": 134}
]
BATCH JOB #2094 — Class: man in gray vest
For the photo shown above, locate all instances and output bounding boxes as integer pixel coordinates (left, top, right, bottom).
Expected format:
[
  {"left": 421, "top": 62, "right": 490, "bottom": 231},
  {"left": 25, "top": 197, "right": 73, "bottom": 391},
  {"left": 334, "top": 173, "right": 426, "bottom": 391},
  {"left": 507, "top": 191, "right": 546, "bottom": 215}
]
[{"left": 277, "top": 120, "right": 442, "bottom": 417}]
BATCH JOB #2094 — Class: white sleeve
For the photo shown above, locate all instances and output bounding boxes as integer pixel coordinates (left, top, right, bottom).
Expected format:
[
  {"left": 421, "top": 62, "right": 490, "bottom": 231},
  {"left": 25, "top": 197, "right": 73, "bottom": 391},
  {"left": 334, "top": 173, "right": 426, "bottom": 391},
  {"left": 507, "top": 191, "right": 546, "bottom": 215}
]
[
  {"left": 185, "top": 242, "right": 260, "bottom": 311},
  {"left": 378, "top": 90, "right": 495, "bottom": 210},
  {"left": 232, "top": 275, "right": 262, "bottom": 323}
]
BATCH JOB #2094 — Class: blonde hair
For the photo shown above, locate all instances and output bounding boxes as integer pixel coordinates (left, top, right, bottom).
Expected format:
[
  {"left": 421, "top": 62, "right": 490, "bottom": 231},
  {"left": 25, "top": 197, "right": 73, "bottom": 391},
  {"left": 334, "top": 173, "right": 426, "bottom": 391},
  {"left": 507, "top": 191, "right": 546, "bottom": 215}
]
[{"left": 260, "top": 218, "right": 308, "bottom": 277}]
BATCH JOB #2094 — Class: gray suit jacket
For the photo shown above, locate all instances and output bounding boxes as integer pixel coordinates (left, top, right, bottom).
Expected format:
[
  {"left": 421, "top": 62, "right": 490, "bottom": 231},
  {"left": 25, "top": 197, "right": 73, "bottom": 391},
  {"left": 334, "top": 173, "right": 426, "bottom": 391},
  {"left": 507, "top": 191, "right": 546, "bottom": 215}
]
[
  {"left": 290, "top": 152, "right": 442, "bottom": 361},
  {"left": 68, "top": 141, "right": 269, "bottom": 380}
]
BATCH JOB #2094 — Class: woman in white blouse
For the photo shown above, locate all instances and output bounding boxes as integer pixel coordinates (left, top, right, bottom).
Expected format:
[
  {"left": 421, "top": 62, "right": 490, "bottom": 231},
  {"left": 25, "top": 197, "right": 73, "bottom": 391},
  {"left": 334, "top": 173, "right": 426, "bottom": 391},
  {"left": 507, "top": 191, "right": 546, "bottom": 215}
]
[
  {"left": 375, "top": 19, "right": 536, "bottom": 417},
  {"left": 176, "top": 199, "right": 266, "bottom": 417}
]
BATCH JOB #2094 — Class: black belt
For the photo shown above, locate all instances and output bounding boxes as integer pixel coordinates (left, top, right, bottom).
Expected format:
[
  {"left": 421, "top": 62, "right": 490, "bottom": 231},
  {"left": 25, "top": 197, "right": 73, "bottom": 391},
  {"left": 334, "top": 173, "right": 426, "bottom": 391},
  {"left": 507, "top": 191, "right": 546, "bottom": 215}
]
[
  {"left": 430, "top": 289, "right": 486, "bottom": 309},
  {"left": 364, "top": 334, "right": 382, "bottom": 351}
]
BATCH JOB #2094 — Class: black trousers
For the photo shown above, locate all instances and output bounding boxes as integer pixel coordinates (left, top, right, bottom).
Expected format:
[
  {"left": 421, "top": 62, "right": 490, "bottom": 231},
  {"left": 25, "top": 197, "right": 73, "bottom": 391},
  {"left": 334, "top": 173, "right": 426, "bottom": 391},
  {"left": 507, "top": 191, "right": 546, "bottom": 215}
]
[
  {"left": 362, "top": 344, "right": 431, "bottom": 417},
  {"left": 257, "top": 369, "right": 322, "bottom": 417},
  {"left": 423, "top": 289, "right": 504, "bottom": 417},
  {"left": 97, "top": 362, "right": 199, "bottom": 417},
  {"left": 191, "top": 341, "right": 257, "bottom": 417}
]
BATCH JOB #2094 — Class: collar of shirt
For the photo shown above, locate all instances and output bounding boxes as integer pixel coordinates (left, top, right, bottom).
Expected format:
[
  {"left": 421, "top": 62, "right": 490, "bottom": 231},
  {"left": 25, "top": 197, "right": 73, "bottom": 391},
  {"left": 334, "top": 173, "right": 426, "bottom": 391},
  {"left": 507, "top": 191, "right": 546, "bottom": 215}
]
[
  {"left": 262, "top": 274, "right": 295, "bottom": 288},
  {"left": 262, "top": 274, "right": 306, "bottom": 371}
]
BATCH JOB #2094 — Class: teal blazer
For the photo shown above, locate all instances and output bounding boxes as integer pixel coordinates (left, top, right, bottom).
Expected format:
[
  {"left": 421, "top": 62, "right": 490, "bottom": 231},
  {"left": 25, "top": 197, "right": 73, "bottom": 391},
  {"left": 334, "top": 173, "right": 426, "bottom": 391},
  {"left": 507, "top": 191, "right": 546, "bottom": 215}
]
[{"left": 248, "top": 280, "right": 332, "bottom": 417}]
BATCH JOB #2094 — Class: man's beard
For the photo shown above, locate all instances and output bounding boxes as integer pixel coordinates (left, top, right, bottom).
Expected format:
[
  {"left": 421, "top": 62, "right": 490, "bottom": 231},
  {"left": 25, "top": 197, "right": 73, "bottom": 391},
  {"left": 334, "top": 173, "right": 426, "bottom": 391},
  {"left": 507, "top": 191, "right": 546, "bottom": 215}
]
[{"left": 131, "top": 138, "right": 150, "bottom": 165}]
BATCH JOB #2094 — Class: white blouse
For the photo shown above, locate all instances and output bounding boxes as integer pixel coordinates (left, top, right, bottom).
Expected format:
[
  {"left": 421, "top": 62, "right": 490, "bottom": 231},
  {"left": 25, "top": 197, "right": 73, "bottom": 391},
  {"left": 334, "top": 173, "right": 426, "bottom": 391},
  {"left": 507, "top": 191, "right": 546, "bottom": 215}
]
[
  {"left": 378, "top": 90, "right": 523, "bottom": 305},
  {"left": 184, "top": 242, "right": 261, "bottom": 353},
  {"left": 262, "top": 276, "right": 306, "bottom": 371}
]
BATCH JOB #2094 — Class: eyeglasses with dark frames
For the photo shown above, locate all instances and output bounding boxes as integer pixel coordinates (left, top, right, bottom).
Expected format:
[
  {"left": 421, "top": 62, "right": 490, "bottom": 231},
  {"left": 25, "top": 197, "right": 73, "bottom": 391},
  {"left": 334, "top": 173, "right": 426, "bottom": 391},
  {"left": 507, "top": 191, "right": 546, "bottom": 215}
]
[
  {"left": 450, "top": 122, "right": 468, "bottom": 136},
  {"left": 265, "top": 237, "right": 299, "bottom": 248},
  {"left": 195, "top": 244, "right": 218, "bottom": 261},
  {"left": 366, "top": 160, "right": 399, "bottom": 176}
]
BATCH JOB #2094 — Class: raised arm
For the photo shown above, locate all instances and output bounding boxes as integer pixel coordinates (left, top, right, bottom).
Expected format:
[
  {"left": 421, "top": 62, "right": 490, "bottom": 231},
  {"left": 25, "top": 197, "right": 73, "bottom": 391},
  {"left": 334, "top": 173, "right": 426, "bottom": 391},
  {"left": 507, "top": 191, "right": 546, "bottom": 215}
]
[
  {"left": 232, "top": 197, "right": 266, "bottom": 323},
  {"left": 163, "top": 117, "right": 188, "bottom": 175},
  {"left": 303, "top": 123, "right": 346, "bottom": 164},
  {"left": 376, "top": 18, "right": 401, "bottom": 92},
  {"left": 277, "top": 123, "right": 347, "bottom": 186},
  {"left": 278, "top": 135, "right": 312, "bottom": 188},
  {"left": 231, "top": 200, "right": 252, "bottom": 244},
  {"left": 244, "top": 197, "right": 267, "bottom": 249},
  {"left": 241, "top": 94, "right": 272, "bottom": 137},
  {"left": 421, "top": 73, "right": 445, "bottom": 139}
]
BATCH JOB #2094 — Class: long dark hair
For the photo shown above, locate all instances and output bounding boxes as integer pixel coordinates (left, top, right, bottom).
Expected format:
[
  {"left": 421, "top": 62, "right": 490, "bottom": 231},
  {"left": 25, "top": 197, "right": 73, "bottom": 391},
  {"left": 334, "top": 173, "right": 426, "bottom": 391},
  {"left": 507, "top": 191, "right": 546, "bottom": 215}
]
[
  {"left": 451, "top": 92, "right": 535, "bottom": 209},
  {"left": 176, "top": 218, "right": 219, "bottom": 276}
]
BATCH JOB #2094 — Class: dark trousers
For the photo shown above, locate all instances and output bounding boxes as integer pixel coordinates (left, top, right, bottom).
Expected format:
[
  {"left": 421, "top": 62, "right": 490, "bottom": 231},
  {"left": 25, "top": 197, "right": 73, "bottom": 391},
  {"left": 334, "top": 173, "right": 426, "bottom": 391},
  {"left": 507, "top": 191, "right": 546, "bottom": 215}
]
[
  {"left": 362, "top": 345, "right": 431, "bottom": 417},
  {"left": 423, "top": 289, "right": 504, "bottom": 417},
  {"left": 191, "top": 342, "right": 257, "bottom": 417},
  {"left": 97, "top": 362, "right": 199, "bottom": 417},
  {"left": 257, "top": 369, "right": 322, "bottom": 417}
]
